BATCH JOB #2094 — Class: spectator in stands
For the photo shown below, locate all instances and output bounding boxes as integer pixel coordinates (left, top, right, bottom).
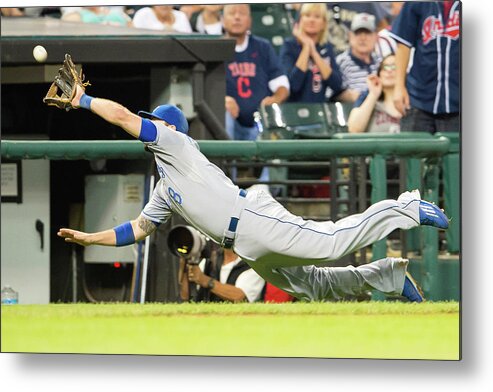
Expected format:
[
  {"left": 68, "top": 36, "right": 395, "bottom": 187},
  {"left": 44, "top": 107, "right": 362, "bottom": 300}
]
[
  {"left": 132, "top": 5, "right": 192, "bottom": 33},
  {"left": 374, "top": 2, "right": 405, "bottom": 59},
  {"left": 279, "top": 3, "right": 344, "bottom": 103},
  {"left": 21, "top": 7, "right": 61, "bottom": 18},
  {"left": 333, "top": 13, "right": 381, "bottom": 102},
  {"left": 180, "top": 248, "right": 265, "bottom": 303},
  {"left": 390, "top": 1, "right": 460, "bottom": 134},
  {"left": 189, "top": 5, "right": 224, "bottom": 35},
  {"left": 223, "top": 3, "right": 290, "bottom": 141},
  {"left": 347, "top": 54, "right": 401, "bottom": 133},
  {"left": 179, "top": 5, "right": 204, "bottom": 20},
  {"left": 1, "top": 8, "right": 24, "bottom": 16},
  {"left": 325, "top": 2, "right": 391, "bottom": 55},
  {"left": 61, "top": 6, "right": 131, "bottom": 26}
]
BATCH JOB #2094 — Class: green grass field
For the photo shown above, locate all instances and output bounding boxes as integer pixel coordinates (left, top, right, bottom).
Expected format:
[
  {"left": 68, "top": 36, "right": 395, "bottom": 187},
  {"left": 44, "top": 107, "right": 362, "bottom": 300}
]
[{"left": 1, "top": 301, "right": 459, "bottom": 360}]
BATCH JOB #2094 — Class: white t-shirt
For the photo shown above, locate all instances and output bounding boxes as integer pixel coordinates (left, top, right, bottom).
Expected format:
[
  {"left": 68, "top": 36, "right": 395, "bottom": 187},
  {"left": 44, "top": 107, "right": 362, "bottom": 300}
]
[
  {"left": 219, "top": 257, "right": 265, "bottom": 302},
  {"left": 132, "top": 7, "right": 192, "bottom": 33},
  {"left": 196, "top": 257, "right": 265, "bottom": 302},
  {"left": 195, "top": 13, "right": 223, "bottom": 35}
]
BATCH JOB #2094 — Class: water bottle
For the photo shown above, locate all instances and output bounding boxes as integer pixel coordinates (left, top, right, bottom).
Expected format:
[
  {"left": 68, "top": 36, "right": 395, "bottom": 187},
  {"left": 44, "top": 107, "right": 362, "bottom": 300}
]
[{"left": 1, "top": 285, "right": 19, "bottom": 305}]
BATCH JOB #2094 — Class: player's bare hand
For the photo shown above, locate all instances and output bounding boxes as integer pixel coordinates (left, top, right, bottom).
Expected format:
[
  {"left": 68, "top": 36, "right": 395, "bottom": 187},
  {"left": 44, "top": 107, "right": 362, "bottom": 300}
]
[
  {"left": 71, "top": 84, "right": 85, "bottom": 109},
  {"left": 225, "top": 96, "right": 240, "bottom": 119},
  {"left": 393, "top": 84, "right": 410, "bottom": 116},
  {"left": 58, "top": 228, "right": 92, "bottom": 246}
]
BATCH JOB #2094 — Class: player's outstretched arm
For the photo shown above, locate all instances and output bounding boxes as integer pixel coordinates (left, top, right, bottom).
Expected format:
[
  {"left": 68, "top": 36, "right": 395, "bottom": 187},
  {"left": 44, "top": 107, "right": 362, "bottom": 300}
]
[
  {"left": 71, "top": 84, "right": 142, "bottom": 139},
  {"left": 58, "top": 215, "right": 158, "bottom": 247}
]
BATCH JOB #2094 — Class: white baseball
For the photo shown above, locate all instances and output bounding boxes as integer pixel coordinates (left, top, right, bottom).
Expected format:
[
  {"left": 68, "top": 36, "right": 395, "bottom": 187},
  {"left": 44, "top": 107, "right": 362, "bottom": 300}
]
[{"left": 33, "top": 45, "right": 48, "bottom": 63}]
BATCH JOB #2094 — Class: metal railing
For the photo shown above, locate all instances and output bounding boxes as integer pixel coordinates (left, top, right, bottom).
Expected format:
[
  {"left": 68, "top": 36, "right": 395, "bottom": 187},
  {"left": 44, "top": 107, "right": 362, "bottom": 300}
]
[{"left": 1, "top": 135, "right": 458, "bottom": 300}]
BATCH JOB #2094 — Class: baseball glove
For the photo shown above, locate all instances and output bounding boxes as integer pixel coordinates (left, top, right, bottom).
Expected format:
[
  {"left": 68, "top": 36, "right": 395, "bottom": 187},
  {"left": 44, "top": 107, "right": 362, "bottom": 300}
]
[{"left": 43, "top": 54, "right": 90, "bottom": 111}]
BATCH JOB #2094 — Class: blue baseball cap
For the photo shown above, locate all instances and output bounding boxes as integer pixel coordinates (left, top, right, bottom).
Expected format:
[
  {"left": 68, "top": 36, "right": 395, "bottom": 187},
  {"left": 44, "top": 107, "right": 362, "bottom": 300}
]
[{"left": 138, "top": 104, "right": 189, "bottom": 134}]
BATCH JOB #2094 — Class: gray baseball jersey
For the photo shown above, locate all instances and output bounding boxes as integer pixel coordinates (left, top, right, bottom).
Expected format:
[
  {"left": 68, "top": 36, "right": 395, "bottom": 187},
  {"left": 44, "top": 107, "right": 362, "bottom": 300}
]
[
  {"left": 140, "top": 121, "right": 422, "bottom": 286},
  {"left": 141, "top": 122, "right": 240, "bottom": 242}
]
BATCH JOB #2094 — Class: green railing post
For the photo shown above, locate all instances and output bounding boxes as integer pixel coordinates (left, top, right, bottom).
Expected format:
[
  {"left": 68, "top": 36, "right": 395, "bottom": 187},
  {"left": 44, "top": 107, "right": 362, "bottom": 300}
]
[
  {"left": 406, "top": 158, "right": 422, "bottom": 252},
  {"left": 436, "top": 132, "right": 460, "bottom": 253},
  {"left": 422, "top": 158, "right": 440, "bottom": 300},
  {"left": 442, "top": 153, "right": 460, "bottom": 252},
  {"left": 369, "top": 154, "right": 387, "bottom": 301}
]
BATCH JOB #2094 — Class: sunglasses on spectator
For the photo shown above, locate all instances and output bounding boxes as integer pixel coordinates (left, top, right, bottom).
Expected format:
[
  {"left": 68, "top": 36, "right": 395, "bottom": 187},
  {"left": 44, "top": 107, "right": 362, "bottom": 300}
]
[{"left": 382, "top": 64, "right": 396, "bottom": 71}]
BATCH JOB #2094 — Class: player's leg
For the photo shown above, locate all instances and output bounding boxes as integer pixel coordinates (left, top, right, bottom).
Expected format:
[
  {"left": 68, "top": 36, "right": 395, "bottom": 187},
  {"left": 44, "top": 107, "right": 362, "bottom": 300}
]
[
  {"left": 252, "top": 257, "right": 423, "bottom": 302},
  {"left": 236, "top": 189, "right": 447, "bottom": 266}
]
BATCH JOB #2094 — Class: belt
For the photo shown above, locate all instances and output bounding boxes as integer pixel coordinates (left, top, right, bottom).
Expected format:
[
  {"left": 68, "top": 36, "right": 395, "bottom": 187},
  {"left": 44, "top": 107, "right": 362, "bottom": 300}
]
[{"left": 221, "top": 189, "right": 248, "bottom": 249}]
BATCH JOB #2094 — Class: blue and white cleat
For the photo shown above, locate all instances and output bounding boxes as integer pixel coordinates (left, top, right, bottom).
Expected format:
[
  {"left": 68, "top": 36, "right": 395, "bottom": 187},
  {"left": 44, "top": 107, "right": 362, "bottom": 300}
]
[
  {"left": 419, "top": 200, "right": 449, "bottom": 229},
  {"left": 402, "top": 272, "right": 424, "bottom": 303}
]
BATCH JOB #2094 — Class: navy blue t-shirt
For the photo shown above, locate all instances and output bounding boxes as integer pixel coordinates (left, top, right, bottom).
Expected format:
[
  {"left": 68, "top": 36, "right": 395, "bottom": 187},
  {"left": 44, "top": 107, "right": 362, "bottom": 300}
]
[
  {"left": 389, "top": 1, "right": 460, "bottom": 114},
  {"left": 226, "top": 35, "right": 286, "bottom": 127},
  {"left": 280, "top": 37, "right": 344, "bottom": 103}
]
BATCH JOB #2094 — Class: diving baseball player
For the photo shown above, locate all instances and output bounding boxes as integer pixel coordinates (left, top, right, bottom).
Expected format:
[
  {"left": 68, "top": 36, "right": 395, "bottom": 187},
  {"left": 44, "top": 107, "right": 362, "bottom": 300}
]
[{"left": 50, "top": 55, "right": 448, "bottom": 303}]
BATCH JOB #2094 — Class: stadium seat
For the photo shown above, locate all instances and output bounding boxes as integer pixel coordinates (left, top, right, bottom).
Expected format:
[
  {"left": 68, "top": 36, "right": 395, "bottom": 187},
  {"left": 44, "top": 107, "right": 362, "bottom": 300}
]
[
  {"left": 325, "top": 102, "right": 353, "bottom": 133},
  {"left": 250, "top": 4, "right": 293, "bottom": 53},
  {"left": 259, "top": 102, "right": 341, "bottom": 140}
]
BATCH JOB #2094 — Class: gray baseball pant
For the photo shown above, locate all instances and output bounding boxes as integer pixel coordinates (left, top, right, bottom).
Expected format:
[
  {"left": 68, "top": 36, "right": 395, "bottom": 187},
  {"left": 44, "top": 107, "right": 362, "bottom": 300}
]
[{"left": 250, "top": 257, "right": 409, "bottom": 301}]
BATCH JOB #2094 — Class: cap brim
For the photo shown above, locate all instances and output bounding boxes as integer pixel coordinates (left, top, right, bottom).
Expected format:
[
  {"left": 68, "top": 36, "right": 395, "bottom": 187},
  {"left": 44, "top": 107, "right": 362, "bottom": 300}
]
[
  {"left": 352, "top": 27, "right": 374, "bottom": 33},
  {"left": 138, "top": 110, "right": 162, "bottom": 120}
]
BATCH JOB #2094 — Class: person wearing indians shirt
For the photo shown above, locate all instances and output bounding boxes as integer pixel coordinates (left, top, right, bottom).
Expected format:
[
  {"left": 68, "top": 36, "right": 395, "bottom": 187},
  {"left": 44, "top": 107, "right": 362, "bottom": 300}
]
[
  {"left": 390, "top": 1, "right": 460, "bottom": 134},
  {"left": 223, "top": 3, "right": 290, "bottom": 141}
]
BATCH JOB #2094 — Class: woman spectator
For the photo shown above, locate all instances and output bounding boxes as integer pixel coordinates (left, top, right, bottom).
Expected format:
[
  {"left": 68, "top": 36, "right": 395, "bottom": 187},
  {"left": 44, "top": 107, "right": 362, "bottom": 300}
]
[
  {"left": 347, "top": 54, "right": 401, "bottom": 133},
  {"left": 61, "top": 7, "right": 131, "bottom": 27},
  {"left": 132, "top": 5, "right": 192, "bottom": 33},
  {"left": 1, "top": 8, "right": 24, "bottom": 17},
  {"left": 279, "top": 3, "right": 344, "bottom": 103},
  {"left": 193, "top": 5, "right": 223, "bottom": 35}
]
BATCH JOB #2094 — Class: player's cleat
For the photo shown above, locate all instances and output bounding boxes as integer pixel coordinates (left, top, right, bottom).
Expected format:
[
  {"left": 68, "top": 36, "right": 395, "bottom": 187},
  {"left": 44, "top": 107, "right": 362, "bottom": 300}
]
[
  {"left": 419, "top": 200, "right": 449, "bottom": 229},
  {"left": 401, "top": 272, "right": 424, "bottom": 303}
]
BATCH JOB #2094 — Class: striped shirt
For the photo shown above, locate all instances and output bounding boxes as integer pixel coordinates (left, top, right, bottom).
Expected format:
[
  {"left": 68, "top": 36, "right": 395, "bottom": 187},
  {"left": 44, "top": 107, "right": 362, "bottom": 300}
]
[
  {"left": 336, "top": 49, "right": 381, "bottom": 92},
  {"left": 375, "top": 28, "right": 397, "bottom": 58}
]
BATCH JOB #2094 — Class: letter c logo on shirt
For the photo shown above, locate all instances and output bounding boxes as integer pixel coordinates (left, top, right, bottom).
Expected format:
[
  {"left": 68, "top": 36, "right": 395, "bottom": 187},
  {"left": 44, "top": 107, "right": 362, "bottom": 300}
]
[{"left": 237, "top": 77, "right": 252, "bottom": 98}]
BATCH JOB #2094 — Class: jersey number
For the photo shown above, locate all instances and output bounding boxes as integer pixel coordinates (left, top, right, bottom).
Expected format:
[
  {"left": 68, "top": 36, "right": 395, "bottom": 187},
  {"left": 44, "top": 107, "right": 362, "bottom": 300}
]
[{"left": 168, "top": 187, "right": 183, "bottom": 205}]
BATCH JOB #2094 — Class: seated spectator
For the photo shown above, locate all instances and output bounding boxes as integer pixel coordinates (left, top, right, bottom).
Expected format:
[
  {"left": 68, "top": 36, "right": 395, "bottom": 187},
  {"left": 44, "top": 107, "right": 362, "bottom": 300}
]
[
  {"left": 21, "top": 7, "right": 61, "bottom": 18},
  {"left": 223, "top": 3, "right": 290, "bottom": 141},
  {"left": 325, "top": 2, "right": 390, "bottom": 55},
  {"left": 61, "top": 6, "right": 131, "bottom": 26},
  {"left": 180, "top": 248, "right": 265, "bottom": 303},
  {"left": 1, "top": 8, "right": 24, "bottom": 16},
  {"left": 279, "top": 3, "right": 344, "bottom": 103},
  {"left": 192, "top": 5, "right": 224, "bottom": 35},
  {"left": 347, "top": 54, "right": 401, "bottom": 133},
  {"left": 132, "top": 5, "right": 192, "bottom": 33},
  {"left": 179, "top": 5, "right": 204, "bottom": 20},
  {"left": 332, "top": 13, "right": 382, "bottom": 102}
]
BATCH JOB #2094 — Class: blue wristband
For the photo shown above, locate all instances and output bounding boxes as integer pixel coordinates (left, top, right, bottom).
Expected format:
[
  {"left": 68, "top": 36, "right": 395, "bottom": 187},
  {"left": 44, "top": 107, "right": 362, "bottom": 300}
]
[
  {"left": 79, "top": 94, "right": 94, "bottom": 110},
  {"left": 114, "top": 221, "right": 135, "bottom": 247}
]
